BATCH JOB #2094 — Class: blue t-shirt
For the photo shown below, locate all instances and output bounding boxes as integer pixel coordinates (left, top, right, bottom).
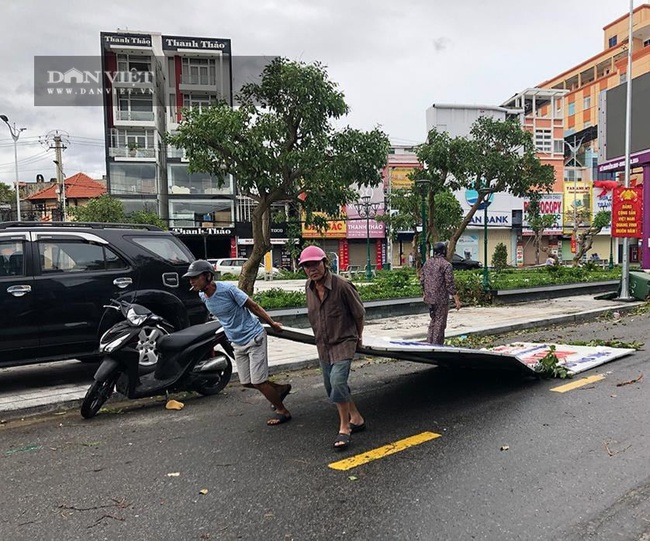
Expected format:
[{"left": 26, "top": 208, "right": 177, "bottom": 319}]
[{"left": 199, "top": 282, "right": 263, "bottom": 346}]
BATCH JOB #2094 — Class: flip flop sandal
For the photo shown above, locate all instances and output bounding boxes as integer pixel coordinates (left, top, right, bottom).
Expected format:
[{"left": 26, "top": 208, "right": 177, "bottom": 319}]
[
  {"left": 333, "top": 432, "right": 351, "bottom": 450},
  {"left": 349, "top": 422, "right": 366, "bottom": 434},
  {"left": 267, "top": 413, "right": 292, "bottom": 426}
]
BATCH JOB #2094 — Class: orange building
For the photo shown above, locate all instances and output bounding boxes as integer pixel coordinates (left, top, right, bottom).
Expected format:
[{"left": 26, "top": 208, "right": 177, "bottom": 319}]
[{"left": 509, "top": 4, "right": 650, "bottom": 262}]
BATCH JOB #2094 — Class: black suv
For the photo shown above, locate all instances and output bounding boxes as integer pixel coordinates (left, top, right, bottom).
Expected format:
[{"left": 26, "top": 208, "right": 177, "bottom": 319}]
[{"left": 0, "top": 222, "right": 207, "bottom": 367}]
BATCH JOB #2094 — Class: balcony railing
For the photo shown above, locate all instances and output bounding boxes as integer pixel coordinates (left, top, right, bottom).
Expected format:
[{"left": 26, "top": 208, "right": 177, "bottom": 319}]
[
  {"left": 109, "top": 147, "right": 155, "bottom": 158},
  {"left": 115, "top": 110, "right": 154, "bottom": 122}
]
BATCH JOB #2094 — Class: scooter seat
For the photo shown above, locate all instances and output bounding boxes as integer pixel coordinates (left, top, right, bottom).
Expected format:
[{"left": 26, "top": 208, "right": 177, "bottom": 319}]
[{"left": 158, "top": 320, "right": 223, "bottom": 352}]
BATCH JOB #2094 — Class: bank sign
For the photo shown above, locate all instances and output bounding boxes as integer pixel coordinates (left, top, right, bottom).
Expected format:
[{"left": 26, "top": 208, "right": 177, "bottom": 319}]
[{"left": 461, "top": 190, "right": 517, "bottom": 228}]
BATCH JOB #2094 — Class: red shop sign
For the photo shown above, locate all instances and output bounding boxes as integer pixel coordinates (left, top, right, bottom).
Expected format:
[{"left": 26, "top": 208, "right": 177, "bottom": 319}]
[{"left": 612, "top": 186, "right": 643, "bottom": 238}]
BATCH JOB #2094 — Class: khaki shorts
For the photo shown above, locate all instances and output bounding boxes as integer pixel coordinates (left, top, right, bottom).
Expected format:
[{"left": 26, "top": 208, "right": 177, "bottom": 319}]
[{"left": 232, "top": 330, "right": 269, "bottom": 385}]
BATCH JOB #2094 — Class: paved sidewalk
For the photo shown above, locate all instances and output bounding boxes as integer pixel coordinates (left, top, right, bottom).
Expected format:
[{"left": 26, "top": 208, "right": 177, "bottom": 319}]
[{"left": 0, "top": 294, "right": 639, "bottom": 419}]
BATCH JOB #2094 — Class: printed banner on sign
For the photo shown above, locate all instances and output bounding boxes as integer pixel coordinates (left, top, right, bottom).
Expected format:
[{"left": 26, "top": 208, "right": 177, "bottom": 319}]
[
  {"left": 301, "top": 212, "right": 347, "bottom": 239},
  {"left": 522, "top": 193, "right": 563, "bottom": 235},
  {"left": 612, "top": 186, "right": 642, "bottom": 238}
]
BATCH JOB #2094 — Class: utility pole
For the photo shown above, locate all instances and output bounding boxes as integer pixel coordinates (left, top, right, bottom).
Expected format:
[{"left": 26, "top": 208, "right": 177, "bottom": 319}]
[{"left": 41, "top": 130, "right": 69, "bottom": 221}]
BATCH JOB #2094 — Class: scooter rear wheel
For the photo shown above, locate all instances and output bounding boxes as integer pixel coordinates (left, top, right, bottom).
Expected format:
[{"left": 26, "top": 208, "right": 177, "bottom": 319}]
[
  {"left": 195, "top": 358, "right": 232, "bottom": 396},
  {"left": 80, "top": 374, "right": 118, "bottom": 419}
]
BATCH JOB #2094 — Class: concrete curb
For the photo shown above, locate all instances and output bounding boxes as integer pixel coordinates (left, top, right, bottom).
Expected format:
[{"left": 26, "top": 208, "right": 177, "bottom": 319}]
[{"left": 446, "top": 302, "right": 641, "bottom": 338}]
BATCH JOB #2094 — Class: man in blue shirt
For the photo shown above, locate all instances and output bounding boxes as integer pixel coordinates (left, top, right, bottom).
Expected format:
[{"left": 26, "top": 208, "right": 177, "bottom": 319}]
[{"left": 183, "top": 260, "right": 291, "bottom": 426}]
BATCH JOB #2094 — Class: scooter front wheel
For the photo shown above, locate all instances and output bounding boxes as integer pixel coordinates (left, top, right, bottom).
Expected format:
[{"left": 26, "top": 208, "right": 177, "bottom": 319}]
[{"left": 80, "top": 374, "right": 118, "bottom": 419}]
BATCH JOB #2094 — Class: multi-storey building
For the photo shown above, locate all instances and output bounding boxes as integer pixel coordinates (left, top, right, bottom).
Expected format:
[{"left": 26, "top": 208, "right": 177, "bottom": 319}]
[
  {"left": 529, "top": 4, "right": 650, "bottom": 264},
  {"left": 100, "top": 31, "right": 236, "bottom": 258}
]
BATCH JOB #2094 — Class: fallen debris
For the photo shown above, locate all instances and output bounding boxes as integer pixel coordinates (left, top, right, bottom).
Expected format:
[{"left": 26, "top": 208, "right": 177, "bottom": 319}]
[{"left": 616, "top": 373, "right": 643, "bottom": 387}]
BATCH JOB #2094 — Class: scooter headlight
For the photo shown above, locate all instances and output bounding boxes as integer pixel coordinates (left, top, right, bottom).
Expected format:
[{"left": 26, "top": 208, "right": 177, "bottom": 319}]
[{"left": 126, "top": 307, "right": 148, "bottom": 326}]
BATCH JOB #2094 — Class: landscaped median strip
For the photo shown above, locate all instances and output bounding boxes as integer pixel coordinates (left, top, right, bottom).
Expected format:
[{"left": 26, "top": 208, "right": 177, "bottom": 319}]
[
  {"left": 328, "top": 431, "right": 441, "bottom": 471},
  {"left": 550, "top": 374, "right": 606, "bottom": 393}
]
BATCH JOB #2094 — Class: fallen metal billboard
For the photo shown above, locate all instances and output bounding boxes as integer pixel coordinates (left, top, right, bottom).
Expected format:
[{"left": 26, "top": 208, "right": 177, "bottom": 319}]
[{"left": 267, "top": 326, "right": 635, "bottom": 376}]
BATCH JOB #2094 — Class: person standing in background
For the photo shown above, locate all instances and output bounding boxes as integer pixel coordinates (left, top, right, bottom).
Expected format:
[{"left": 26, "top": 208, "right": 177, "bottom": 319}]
[{"left": 420, "top": 242, "right": 461, "bottom": 344}]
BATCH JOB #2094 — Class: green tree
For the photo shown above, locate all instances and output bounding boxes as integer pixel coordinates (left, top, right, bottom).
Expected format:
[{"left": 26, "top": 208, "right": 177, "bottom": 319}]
[
  {"left": 491, "top": 242, "right": 508, "bottom": 272},
  {"left": 416, "top": 117, "right": 555, "bottom": 261},
  {"left": 0, "top": 182, "right": 13, "bottom": 204},
  {"left": 68, "top": 194, "right": 125, "bottom": 223},
  {"left": 525, "top": 195, "right": 559, "bottom": 265},
  {"left": 168, "top": 57, "right": 390, "bottom": 294},
  {"left": 129, "top": 205, "right": 167, "bottom": 229},
  {"left": 573, "top": 210, "right": 612, "bottom": 265},
  {"left": 379, "top": 186, "right": 462, "bottom": 267}
]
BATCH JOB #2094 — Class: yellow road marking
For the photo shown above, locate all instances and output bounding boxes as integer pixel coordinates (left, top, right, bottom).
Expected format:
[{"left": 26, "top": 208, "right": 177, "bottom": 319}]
[
  {"left": 328, "top": 431, "right": 441, "bottom": 471},
  {"left": 550, "top": 374, "right": 605, "bottom": 393}
]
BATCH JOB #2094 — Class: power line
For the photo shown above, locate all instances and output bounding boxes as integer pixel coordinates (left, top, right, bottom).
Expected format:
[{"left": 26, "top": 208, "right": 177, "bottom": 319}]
[{"left": 0, "top": 150, "right": 50, "bottom": 169}]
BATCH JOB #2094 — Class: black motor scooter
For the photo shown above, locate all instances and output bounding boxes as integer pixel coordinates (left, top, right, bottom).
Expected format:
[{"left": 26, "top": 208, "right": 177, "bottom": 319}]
[{"left": 81, "top": 300, "right": 233, "bottom": 419}]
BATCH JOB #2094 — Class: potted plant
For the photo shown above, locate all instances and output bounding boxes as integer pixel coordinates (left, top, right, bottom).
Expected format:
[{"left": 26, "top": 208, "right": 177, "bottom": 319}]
[{"left": 127, "top": 142, "right": 140, "bottom": 157}]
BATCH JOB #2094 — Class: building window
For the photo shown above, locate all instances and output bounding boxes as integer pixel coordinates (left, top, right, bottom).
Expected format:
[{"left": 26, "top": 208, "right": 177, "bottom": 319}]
[
  {"left": 109, "top": 128, "right": 155, "bottom": 157},
  {"left": 116, "top": 94, "right": 154, "bottom": 122},
  {"left": 583, "top": 95, "right": 591, "bottom": 110},
  {"left": 568, "top": 102, "right": 575, "bottom": 116},
  {"left": 620, "top": 72, "right": 627, "bottom": 84},
  {"left": 553, "top": 140, "right": 564, "bottom": 154},
  {"left": 182, "top": 94, "right": 217, "bottom": 112},
  {"left": 108, "top": 163, "right": 157, "bottom": 195},
  {"left": 168, "top": 163, "right": 231, "bottom": 195},
  {"left": 181, "top": 57, "right": 218, "bottom": 86},
  {"left": 115, "top": 54, "right": 153, "bottom": 84},
  {"left": 564, "top": 168, "right": 583, "bottom": 182},
  {"left": 644, "top": 39, "right": 650, "bottom": 48},
  {"left": 609, "top": 36, "right": 618, "bottom": 48},
  {"left": 534, "top": 129, "right": 552, "bottom": 153},
  {"left": 117, "top": 53, "right": 152, "bottom": 73},
  {"left": 169, "top": 199, "right": 234, "bottom": 227}
]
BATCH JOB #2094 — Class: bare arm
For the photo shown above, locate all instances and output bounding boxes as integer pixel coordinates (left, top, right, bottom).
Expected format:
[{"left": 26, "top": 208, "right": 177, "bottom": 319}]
[{"left": 244, "top": 298, "right": 283, "bottom": 332}]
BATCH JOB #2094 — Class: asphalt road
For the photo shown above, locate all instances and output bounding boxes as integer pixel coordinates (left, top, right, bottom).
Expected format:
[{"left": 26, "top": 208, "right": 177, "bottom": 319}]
[{"left": 1, "top": 311, "right": 650, "bottom": 540}]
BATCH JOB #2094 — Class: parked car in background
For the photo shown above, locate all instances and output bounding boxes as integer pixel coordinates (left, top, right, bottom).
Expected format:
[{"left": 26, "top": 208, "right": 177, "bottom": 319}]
[
  {"left": 212, "top": 257, "right": 282, "bottom": 278},
  {"left": 452, "top": 253, "right": 481, "bottom": 270},
  {"left": 0, "top": 221, "right": 207, "bottom": 368}
]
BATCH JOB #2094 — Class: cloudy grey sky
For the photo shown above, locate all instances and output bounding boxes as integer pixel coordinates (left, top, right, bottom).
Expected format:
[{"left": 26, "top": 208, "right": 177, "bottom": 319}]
[{"left": 0, "top": 0, "right": 632, "bottom": 186}]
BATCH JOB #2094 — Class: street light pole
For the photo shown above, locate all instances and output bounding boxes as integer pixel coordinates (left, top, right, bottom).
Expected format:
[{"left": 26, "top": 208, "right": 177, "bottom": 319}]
[
  {"left": 619, "top": 0, "right": 635, "bottom": 300},
  {"left": 354, "top": 194, "right": 380, "bottom": 281},
  {"left": 0, "top": 114, "right": 26, "bottom": 221},
  {"left": 483, "top": 202, "right": 489, "bottom": 291}
]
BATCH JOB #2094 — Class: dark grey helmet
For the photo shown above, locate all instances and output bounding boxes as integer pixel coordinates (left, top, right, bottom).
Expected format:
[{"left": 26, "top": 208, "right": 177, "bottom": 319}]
[
  {"left": 182, "top": 259, "right": 215, "bottom": 278},
  {"left": 433, "top": 242, "right": 447, "bottom": 256}
]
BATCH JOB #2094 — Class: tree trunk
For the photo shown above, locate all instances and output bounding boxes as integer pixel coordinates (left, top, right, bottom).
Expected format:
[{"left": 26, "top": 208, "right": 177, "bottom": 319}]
[{"left": 238, "top": 199, "right": 272, "bottom": 296}]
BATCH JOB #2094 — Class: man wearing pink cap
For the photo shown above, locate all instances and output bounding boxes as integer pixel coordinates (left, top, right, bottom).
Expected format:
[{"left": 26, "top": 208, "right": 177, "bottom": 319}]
[{"left": 299, "top": 246, "right": 366, "bottom": 451}]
